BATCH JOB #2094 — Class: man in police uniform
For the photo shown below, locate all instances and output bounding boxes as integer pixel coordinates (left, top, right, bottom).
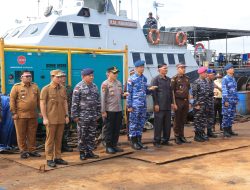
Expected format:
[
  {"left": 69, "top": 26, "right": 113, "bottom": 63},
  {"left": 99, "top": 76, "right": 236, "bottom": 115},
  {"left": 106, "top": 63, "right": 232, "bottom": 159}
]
[
  {"left": 214, "top": 72, "right": 223, "bottom": 131},
  {"left": 101, "top": 67, "right": 124, "bottom": 154},
  {"left": 10, "top": 70, "right": 41, "bottom": 159},
  {"left": 192, "top": 67, "right": 209, "bottom": 142},
  {"left": 71, "top": 68, "right": 101, "bottom": 160},
  {"left": 127, "top": 60, "right": 157, "bottom": 150},
  {"left": 222, "top": 63, "right": 239, "bottom": 137},
  {"left": 40, "top": 70, "right": 69, "bottom": 167},
  {"left": 171, "top": 63, "right": 190, "bottom": 145},
  {"left": 151, "top": 63, "right": 174, "bottom": 147},
  {"left": 206, "top": 69, "right": 217, "bottom": 138},
  {"left": 60, "top": 72, "right": 73, "bottom": 152}
]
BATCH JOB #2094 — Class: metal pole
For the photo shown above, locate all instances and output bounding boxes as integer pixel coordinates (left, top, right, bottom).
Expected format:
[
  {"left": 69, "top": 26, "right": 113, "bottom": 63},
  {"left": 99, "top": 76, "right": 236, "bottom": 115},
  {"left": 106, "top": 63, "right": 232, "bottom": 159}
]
[
  {"left": 131, "top": 0, "right": 133, "bottom": 19},
  {"left": 226, "top": 34, "right": 228, "bottom": 63},
  {"left": 0, "top": 38, "right": 6, "bottom": 94}
]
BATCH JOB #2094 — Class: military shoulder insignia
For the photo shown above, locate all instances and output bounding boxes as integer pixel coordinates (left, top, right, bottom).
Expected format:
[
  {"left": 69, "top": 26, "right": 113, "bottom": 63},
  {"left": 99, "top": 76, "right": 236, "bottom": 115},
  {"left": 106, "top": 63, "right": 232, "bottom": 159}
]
[{"left": 14, "top": 83, "right": 21, "bottom": 86}]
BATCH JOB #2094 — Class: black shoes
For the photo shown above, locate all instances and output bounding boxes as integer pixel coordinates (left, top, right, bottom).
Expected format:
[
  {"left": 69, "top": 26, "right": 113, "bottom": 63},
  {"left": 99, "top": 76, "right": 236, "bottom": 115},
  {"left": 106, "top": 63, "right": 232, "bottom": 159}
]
[
  {"left": 180, "top": 137, "right": 191, "bottom": 143},
  {"left": 153, "top": 142, "right": 161, "bottom": 148},
  {"left": 175, "top": 137, "right": 182, "bottom": 145},
  {"left": 161, "top": 141, "right": 173, "bottom": 146},
  {"left": 228, "top": 128, "right": 238, "bottom": 136},
  {"left": 47, "top": 160, "right": 56, "bottom": 168},
  {"left": 106, "top": 147, "right": 116, "bottom": 154},
  {"left": 207, "top": 129, "right": 217, "bottom": 138},
  {"left": 113, "top": 146, "right": 124, "bottom": 152},
  {"left": 194, "top": 131, "right": 205, "bottom": 142},
  {"left": 54, "top": 158, "right": 68, "bottom": 165},
  {"left": 131, "top": 137, "right": 141, "bottom": 150},
  {"left": 29, "top": 151, "right": 41, "bottom": 157},
  {"left": 137, "top": 136, "right": 148, "bottom": 149},
  {"left": 223, "top": 128, "right": 232, "bottom": 138},
  {"left": 80, "top": 152, "right": 86, "bottom": 160},
  {"left": 86, "top": 151, "right": 99, "bottom": 159},
  {"left": 20, "top": 152, "right": 29, "bottom": 159}
]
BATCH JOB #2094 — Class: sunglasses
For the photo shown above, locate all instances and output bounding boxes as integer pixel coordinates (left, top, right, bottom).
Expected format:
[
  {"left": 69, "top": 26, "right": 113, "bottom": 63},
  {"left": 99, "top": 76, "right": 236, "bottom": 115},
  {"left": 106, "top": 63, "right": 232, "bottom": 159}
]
[{"left": 22, "top": 75, "right": 32, "bottom": 78}]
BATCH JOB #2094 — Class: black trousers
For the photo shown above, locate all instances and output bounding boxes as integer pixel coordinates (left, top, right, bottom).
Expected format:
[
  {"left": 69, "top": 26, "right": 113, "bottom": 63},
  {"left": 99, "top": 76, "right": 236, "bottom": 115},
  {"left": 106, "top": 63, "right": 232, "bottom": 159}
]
[
  {"left": 154, "top": 110, "right": 171, "bottom": 143},
  {"left": 214, "top": 98, "right": 222, "bottom": 126},
  {"left": 102, "top": 111, "right": 122, "bottom": 147}
]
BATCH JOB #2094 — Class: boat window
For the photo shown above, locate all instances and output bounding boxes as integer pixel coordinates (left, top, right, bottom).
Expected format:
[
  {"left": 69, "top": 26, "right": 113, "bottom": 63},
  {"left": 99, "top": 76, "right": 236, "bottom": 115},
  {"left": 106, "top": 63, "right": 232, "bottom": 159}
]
[
  {"left": 167, "top": 54, "right": 175, "bottom": 65},
  {"left": 49, "top": 21, "right": 68, "bottom": 36},
  {"left": 10, "top": 26, "right": 24, "bottom": 37},
  {"left": 72, "top": 23, "right": 85, "bottom": 37},
  {"left": 77, "top": 8, "right": 90, "bottom": 17},
  {"left": 132, "top": 53, "right": 141, "bottom": 63},
  {"left": 19, "top": 23, "right": 48, "bottom": 37},
  {"left": 156, "top": 53, "right": 164, "bottom": 65},
  {"left": 89, "top": 24, "right": 100, "bottom": 37},
  {"left": 145, "top": 53, "right": 153, "bottom": 65},
  {"left": 178, "top": 54, "right": 186, "bottom": 64}
]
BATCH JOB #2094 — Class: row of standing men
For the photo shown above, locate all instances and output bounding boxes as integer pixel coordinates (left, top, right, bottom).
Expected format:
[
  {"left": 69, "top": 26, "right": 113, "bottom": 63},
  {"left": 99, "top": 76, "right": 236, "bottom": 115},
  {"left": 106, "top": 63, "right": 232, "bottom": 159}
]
[{"left": 9, "top": 61, "right": 238, "bottom": 168}]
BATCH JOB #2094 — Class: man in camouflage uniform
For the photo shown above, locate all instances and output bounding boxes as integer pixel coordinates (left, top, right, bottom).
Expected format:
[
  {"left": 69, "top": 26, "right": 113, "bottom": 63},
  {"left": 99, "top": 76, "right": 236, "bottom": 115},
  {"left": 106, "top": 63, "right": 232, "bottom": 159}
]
[
  {"left": 101, "top": 67, "right": 125, "bottom": 154},
  {"left": 127, "top": 60, "right": 157, "bottom": 150},
  {"left": 10, "top": 70, "right": 41, "bottom": 159},
  {"left": 192, "top": 67, "right": 209, "bottom": 142},
  {"left": 60, "top": 72, "right": 73, "bottom": 152},
  {"left": 71, "top": 68, "right": 101, "bottom": 160},
  {"left": 222, "top": 63, "right": 239, "bottom": 137},
  {"left": 205, "top": 69, "right": 217, "bottom": 138},
  {"left": 171, "top": 63, "right": 190, "bottom": 145}
]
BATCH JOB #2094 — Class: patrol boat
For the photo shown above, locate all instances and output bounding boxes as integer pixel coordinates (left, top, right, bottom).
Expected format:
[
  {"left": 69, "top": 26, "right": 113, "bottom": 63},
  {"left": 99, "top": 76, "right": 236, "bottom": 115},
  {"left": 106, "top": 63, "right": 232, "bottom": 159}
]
[{"left": 2, "top": 0, "right": 199, "bottom": 83}]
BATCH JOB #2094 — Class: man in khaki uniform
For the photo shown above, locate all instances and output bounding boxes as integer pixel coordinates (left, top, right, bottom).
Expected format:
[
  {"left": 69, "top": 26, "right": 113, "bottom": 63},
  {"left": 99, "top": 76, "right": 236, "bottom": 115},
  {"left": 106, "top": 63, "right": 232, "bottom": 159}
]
[
  {"left": 10, "top": 70, "right": 41, "bottom": 159},
  {"left": 40, "top": 70, "right": 69, "bottom": 168}
]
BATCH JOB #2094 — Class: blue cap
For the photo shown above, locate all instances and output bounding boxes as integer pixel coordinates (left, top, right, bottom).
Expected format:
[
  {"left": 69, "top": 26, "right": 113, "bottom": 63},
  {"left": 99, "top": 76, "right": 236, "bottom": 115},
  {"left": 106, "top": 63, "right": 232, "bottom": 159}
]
[
  {"left": 81, "top": 68, "right": 94, "bottom": 76},
  {"left": 134, "top": 60, "right": 145, "bottom": 67},
  {"left": 207, "top": 68, "right": 215, "bottom": 74},
  {"left": 224, "top": 63, "right": 234, "bottom": 70}
]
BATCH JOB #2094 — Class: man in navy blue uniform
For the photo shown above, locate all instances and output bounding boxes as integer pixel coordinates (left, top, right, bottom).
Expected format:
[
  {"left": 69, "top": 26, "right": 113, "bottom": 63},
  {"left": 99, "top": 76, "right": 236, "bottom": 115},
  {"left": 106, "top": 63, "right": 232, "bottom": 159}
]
[
  {"left": 222, "top": 63, "right": 239, "bottom": 137},
  {"left": 127, "top": 60, "right": 157, "bottom": 150}
]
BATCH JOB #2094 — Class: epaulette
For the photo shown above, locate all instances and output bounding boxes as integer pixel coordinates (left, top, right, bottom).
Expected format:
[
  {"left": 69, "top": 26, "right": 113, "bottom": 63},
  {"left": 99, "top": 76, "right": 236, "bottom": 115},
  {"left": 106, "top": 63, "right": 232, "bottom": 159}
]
[{"left": 14, "top": 83, "right": 21, "bottom": 86}]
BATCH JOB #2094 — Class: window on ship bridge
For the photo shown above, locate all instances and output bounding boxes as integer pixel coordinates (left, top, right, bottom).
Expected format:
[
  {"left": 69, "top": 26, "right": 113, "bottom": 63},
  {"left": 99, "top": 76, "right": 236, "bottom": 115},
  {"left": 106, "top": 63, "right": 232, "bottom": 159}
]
[
  {"left": 145, "top": 53, "right": 153, "bottom": 65},
  {"left": 19, "top": 23, "right": 48, "bottom": 38},
  {"left": 178, "top": 54, "right": 186, "bottom": 64},
  {"left": 72, "top": 23, "right": 85, "bottom": 37},
  {"left": 156, "top": 53, "right": 164, "bottom": 65},
  {"left": 132, "top": 53, "right": 141, "bottom": 63},
  {"left": 167, "top": 54, "right": 175, "bottom": 65},
  {"left": 89, "top": 24, "right": 100, "bottom": 37},
  {"left": 49, "top": 21, "right": 68, "bottom": 36}
]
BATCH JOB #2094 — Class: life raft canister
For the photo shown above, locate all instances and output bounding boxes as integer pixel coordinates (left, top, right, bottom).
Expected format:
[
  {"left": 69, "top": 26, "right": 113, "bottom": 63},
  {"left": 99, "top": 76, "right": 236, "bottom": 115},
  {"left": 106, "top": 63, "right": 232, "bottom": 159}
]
[
  {"left": 148, "top": 29, "right": 160, "bottom": 45},
  {"left": 176, "top": 31, "right": 187, "bottom": 46}
]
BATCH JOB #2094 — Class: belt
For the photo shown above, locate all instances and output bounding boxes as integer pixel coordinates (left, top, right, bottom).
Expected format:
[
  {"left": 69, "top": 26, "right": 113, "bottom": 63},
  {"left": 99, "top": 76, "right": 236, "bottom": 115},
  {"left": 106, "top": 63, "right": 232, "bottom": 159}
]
[{"left": 176, "top": 98, "right": 188, "bottom": 101}]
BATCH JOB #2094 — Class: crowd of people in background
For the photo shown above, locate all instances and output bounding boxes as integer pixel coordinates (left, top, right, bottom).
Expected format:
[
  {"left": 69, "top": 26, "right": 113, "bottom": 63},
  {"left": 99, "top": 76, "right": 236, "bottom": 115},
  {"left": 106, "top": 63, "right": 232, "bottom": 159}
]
[{"left": 8, "top": 60, "right": 238, "bottom": 168}]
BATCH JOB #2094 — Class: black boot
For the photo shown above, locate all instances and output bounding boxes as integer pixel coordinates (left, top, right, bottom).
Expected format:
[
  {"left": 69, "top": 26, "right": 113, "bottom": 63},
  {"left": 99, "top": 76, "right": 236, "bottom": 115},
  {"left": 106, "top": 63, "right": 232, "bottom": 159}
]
[
  {"left": 223, "top": 127, "right": 231, "bottom": 138},
  {"left": 180, "top": 137, "right": 191, "bottom": 143},
  {"left": 137, "top": 136, "right": 148, "bottom": 149},
  {"left": 194, "top": 131, "right": 205, "bottom": 142},
  {"left": 201, "top": 131, "right": 209, "bottom": 141},
  {"left": 80, "top": 151, "right": 86, "bottom": 160},
  {"left": 175, "top": 136, "right": 182, "bottom": 145},
  {"left": 228, "top": 128, "right": 238, "bottom": 136},
  {"left": 131, "top": 137, "right": 141, "bottom": 150},
  {"left": 207, "top": 129, "right": 217, "bottom": 138}
]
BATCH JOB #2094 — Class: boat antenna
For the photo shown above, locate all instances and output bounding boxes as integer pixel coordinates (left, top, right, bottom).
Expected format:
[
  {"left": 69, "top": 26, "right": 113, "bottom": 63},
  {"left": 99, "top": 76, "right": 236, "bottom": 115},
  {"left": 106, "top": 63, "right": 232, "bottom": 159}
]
[
  {"left": 153, "top": 1, "right": 164, "bottom": 26},
  {"left": 37, "top": 0, "right": 40, "bottom": 17}
]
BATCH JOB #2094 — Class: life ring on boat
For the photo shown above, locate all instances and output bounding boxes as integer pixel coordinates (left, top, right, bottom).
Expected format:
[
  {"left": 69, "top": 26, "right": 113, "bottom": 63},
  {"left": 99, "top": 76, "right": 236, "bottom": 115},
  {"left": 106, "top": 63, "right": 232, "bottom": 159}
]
[
  {"left": 176, "top": 31, "right": 187, "bottom": 46},
  {"left": 148, "top": 29, "right": 160, "bottom": 45}
]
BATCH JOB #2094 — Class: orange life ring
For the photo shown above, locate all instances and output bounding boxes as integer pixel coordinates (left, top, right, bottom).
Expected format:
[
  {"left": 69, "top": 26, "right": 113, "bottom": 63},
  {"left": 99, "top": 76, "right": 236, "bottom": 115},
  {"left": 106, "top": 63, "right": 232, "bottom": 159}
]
[
  {"left": 148, "top": 29, "right": 160, "bottom": 45},
  {"left": 176, "top": 31, "right": 187, "bottom": 46}
]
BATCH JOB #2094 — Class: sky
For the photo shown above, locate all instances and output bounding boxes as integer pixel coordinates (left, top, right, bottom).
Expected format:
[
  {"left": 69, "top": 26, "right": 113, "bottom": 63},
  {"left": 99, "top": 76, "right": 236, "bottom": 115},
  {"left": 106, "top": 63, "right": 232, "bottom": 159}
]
[{"left": 0, "top": 0, "right": 250, "bottom": 54}]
